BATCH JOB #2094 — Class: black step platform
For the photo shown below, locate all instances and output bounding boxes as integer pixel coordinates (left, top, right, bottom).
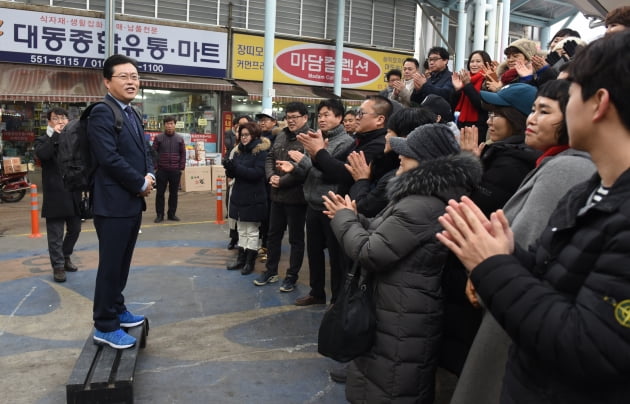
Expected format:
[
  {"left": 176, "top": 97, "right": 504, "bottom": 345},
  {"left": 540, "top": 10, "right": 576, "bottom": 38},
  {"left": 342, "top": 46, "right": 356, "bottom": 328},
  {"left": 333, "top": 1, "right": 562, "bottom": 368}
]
[{"left": 66, "top": 319, "right": 149, "bottom": 404}]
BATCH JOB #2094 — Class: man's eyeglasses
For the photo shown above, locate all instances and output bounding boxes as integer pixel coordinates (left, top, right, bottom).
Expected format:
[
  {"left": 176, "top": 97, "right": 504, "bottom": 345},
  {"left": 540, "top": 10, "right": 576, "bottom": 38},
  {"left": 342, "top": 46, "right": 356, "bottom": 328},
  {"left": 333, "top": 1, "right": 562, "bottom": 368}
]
[
  {"left": 112, "top": 74, "right": 140, "bottom": 81},
  {"left": 428, "top": 57, "right": 443, "bottom": 63},
  {"left": 50, "top": 116, "right": 69, "bottom": 122},
  {"left": 286, "top": 114, "right": 304, "bottom": 121},
  {"left": 357, "top": 110, "right": 378, "bottom": 119}
]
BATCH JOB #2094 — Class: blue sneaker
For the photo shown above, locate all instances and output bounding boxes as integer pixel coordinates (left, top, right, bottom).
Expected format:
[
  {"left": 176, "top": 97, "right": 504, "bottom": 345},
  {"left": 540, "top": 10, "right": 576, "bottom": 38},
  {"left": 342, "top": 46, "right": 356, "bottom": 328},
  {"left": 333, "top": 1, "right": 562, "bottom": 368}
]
[
  {"left": 93, "top": 328, "right": 136, "bottom": 349},
  {"left": 119, "top": 310, "right": 145, "bottom": 327}
]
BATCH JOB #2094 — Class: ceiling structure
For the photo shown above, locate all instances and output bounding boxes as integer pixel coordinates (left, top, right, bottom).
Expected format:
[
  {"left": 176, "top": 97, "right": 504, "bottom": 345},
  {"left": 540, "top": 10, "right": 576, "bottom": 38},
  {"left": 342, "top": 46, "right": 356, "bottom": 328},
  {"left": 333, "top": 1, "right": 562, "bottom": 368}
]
[
  {"left": 565, "top": 0, "right": 619, "bottom": 19},
  {"left": 419, "top": 0, "right": 613, "bottom": 32}
]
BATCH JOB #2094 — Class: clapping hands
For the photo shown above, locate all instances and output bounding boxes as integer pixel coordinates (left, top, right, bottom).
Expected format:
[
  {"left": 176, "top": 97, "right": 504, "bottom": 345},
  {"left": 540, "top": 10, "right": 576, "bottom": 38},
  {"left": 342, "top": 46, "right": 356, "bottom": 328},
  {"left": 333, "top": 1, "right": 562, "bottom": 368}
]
[
  {"left": 322, "top": 191, "right": 357, "bottom": 219},
  {"left": 514, "top": 59, "right": 534, "bottom": 77},
  {"left": 459, "top": 126, "right": 484, "bottom": 157},
  {"left": 481, "top": 62, "right": 501, "bottom": 92},
  {"left": 344, "top": 151, "right": 371, "bottom": 181},
  {"left": 297, "top": 130, "right": 326, "bottom": 156},
  {"left": 412, "top": 72, "right": 427, "bottom": 90},
  {"left": 436, "top": 196, "right": 514, "bottom": 272},
  {"left": 452, "top": 69, "right": 472, "bottom": 91}
]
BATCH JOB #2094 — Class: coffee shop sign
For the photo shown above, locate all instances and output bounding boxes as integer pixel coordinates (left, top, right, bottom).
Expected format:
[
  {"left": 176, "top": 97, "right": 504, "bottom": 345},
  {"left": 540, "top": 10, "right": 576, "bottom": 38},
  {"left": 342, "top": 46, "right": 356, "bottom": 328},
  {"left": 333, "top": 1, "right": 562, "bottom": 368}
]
[{"left": 275, "top": 44, "right": 381, "bottom": 88}]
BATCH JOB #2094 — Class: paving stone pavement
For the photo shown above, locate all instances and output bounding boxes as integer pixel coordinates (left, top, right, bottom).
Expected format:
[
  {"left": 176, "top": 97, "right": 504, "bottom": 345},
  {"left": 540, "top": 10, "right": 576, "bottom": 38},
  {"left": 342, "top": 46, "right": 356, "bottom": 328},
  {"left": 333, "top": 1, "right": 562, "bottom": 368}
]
[{"left": 0, "top": 190, "right": 455, "bottom": 403}]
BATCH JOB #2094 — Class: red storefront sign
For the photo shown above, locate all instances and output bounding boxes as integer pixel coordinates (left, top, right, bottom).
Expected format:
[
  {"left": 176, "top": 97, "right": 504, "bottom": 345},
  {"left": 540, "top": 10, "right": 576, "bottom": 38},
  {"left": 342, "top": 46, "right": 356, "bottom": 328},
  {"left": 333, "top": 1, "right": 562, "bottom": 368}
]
[
  {"left": 2, "top": 131, "right": 36, "bottom": 142},
  {"left": 275, "top": 44, "right": 381, "bottom": 87},
  {"left": 190, "top": 133, "right": 217, "bottom": 142}
]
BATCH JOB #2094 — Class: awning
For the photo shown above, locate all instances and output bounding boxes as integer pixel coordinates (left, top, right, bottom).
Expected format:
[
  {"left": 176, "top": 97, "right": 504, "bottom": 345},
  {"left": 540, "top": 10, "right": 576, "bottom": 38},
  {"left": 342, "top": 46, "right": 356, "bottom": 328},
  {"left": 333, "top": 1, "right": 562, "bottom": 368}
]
[
  {"left": 0, "top": 63, "right": 104, "bottom": 102},
  {"left": 0, "top": 63, "right": 234, "bottom": 103},
  {"left": 233, "top": 80, "right": 376, "bottom": 106},
  {"left": 141, "top": 74, "right": 233, "bottom": 92}
]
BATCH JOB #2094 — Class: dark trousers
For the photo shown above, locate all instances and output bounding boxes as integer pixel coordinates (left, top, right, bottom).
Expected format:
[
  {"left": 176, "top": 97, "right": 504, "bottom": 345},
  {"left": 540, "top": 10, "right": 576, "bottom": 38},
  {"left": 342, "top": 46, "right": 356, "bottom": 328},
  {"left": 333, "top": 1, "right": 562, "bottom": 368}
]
[
  {"left": 155, "top": 169, "right": 181, "bottom": 217},
  {"left": 259, "top": 184, "right": 271, "bottom": 248},
  {"left": 305, "top": 206, "right": 348, "bottom": 303},
  {"left": 93, "top": 213, "right": 141, "bottom": 332},
  {"left": 265, "top": 201, "right": 306, "bottom": 280},
  {"left": 45, "top": 216, "right": 81, "bottom": 268}
]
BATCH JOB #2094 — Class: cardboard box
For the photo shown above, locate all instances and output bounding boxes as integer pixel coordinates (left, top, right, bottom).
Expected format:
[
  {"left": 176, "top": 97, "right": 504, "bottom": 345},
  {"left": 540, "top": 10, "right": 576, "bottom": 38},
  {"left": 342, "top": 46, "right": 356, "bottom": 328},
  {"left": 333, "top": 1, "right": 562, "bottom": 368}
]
[
  {"left": 211, "top": 165, "right": 226, "bottom": 191},
  {"left": 3, "top": 157, "right": 23, "bottom": 173},
  {"left": 181, "top": 166, "right": 212, "bottom": 192}
]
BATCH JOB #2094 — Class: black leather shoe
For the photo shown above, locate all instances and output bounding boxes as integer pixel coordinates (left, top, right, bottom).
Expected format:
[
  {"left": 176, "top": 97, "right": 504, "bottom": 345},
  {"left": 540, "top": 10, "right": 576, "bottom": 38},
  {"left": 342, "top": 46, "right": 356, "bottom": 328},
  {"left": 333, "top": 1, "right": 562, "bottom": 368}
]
[
  {"left": 154, "top": 216, "right": 164, "bottom": 223},
  {"left": 53, "top": 267, "right": 66, "bottom": 283},
  {"left": 167, "top": 215, "right": 180, "bottom": 221},
  {"left": 64, "top": 256, "right": 78, "bottom": 272},
  {"left": 294, "top": 295, "right": 326, "bottom": 306}
]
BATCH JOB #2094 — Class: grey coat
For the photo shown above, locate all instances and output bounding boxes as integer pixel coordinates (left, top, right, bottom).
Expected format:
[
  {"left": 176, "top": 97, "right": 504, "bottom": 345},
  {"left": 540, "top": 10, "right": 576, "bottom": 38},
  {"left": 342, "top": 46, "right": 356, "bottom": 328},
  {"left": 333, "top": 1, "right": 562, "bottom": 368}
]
[
  {"left": 292, "top": 124, "right": 353, "bottom": 211},
  {"left": 450, "top": 148, "right": 596, "bottom": 404},
  {"left": 331, "top": 153, "right": 482, "bottom": 404}
]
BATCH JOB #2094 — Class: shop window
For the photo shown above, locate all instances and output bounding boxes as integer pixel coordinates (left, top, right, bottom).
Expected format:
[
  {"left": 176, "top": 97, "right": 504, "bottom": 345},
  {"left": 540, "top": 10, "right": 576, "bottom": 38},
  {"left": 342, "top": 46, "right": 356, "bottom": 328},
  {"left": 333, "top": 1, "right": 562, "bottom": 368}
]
[
  {"left": 0, "top": 101, "right": 86, "bottom": 165},
  {"left": 139, "top": 89, "right": 221, "bottom": 155}
]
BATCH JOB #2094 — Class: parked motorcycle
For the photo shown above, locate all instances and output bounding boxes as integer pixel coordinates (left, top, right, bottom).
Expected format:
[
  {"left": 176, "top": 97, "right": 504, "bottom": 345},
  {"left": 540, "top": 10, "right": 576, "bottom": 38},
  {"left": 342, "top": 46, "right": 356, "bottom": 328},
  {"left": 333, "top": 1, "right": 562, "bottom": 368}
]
[{"left": 0, "top": 169, "right": 31, "bottom": 203}]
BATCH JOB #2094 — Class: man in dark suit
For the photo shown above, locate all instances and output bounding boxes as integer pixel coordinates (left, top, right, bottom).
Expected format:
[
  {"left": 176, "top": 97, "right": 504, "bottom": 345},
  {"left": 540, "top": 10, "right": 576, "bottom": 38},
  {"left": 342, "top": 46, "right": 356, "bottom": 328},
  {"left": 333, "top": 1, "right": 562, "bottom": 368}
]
[
  {"left": 34, "top": 107, "right": 82, "bottom": 283},
  {"left": 88, "top": 54, "right": 155, "bottom": 349}
]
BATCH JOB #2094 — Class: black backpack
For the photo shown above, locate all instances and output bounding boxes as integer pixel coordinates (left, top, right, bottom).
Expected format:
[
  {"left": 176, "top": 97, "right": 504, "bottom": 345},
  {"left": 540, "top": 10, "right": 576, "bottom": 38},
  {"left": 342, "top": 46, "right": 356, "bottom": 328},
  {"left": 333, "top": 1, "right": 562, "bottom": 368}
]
[{"left": 56, "top": 98, "right": 141, "bottom": 191}]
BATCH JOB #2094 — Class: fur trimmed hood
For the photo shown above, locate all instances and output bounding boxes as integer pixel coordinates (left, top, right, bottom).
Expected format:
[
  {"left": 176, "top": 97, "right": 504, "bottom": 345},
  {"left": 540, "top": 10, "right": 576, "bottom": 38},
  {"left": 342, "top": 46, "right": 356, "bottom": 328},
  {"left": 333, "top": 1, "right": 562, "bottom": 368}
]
[
  {"left": 235, "top": 136, "right": 271, "bottom": 155},
  {"left": 387, "top": 152, "right": 482, "bottom": 203}
]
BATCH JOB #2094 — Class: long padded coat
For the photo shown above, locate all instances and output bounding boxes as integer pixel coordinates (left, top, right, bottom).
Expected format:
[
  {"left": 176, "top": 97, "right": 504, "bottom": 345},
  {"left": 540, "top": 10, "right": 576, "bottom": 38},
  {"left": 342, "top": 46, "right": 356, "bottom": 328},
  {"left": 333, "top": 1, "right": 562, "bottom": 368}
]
[
  {"left": 227, "top": 137, "right": 270, "bottom": 222},
  {"left": 34, "top": 132, "right": 81, "bottom": 218},
  {"left": 330, "top": 153, "right": 482, "bottom": 404}
]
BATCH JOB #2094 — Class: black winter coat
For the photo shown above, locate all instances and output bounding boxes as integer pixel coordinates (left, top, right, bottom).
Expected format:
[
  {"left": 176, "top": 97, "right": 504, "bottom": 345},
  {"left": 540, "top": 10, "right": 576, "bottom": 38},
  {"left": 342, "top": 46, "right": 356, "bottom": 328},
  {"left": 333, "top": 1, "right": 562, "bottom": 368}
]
[
  {"left": 227, "top": 137, "right": 270, "bottom": 222},
  {"left": 410, "top": 68, "right": 455, "bottom": 105},
  {"left": 264, "top": 125, "right": 308, "bottom": 205},
  {"left": 348, "top": 151, "right": 399, "bottom": 218},
  {"left": 315, "top": 127, "right": 387, "bottom": 195},
  {"left": 331, "top": 153, "right": 483, "bottom": 404},
  {"left": 472, "top": 169, "right": 630, "bottom": 404},
  {"left": 441, "top": 135, "right": 537, "bottom": 374},
  {"left": 472, "top": 135, "right": 540, "bottom": 215},
  {"left": 34, "top": 133, "right": 81, "bottom": 218}
]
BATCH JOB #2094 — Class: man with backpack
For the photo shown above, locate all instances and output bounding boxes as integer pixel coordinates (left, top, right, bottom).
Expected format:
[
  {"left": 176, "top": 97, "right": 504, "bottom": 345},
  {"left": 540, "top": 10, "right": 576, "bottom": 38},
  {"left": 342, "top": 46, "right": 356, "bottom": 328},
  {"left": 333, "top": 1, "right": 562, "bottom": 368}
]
[
  {"left": 34, "top": 107, "right": 82, "bottom": 283},
  {"left": 87, "top": 54, "right": 155, "bottom": 349}
]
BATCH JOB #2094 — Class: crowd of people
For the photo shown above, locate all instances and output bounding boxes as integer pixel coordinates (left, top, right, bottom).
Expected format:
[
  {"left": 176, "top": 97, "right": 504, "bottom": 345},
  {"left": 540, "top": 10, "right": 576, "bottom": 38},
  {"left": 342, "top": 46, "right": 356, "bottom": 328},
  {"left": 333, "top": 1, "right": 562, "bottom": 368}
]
[
  {"left": 35, "top": 5, "right": 630, "bottom": 403},
  {"left": 223, "top": 8, "right": 630, "bottom": 403}
]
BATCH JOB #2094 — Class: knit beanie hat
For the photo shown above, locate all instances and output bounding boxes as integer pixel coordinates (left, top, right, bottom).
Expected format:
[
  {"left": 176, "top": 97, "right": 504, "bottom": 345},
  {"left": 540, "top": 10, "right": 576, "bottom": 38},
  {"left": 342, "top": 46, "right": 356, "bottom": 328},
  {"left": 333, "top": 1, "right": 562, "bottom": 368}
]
[
  {"left": 504, "top": 38, "right": 538, "bottom": 61},
  {"left": 389, "top": 123, "right": 460, "bottom": 161}
]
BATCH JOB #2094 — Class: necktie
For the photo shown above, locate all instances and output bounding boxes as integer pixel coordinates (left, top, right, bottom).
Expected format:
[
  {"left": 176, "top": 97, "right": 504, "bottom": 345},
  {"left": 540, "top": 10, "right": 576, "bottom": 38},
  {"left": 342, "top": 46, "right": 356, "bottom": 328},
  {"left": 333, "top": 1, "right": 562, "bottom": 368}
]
[{"left": 125, "top": 106, "right": 143, "bottom": 139}]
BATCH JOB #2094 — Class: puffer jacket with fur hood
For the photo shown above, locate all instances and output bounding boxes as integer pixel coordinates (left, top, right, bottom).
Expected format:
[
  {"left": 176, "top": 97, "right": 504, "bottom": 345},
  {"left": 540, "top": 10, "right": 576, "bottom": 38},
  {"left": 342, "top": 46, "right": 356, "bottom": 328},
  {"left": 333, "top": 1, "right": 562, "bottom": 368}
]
[
  {"left": 228, "top": 137, "right": 271, "bottom": 222},
  {"left": 330, "top": 152, "right": 483, "bottom": 404}
]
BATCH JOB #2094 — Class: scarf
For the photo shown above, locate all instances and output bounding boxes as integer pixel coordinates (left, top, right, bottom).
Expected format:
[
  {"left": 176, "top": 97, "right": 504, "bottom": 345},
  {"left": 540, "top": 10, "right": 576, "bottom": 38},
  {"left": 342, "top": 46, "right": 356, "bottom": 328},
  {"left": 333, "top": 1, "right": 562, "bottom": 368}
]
[
  {"left": 500, "top": 68, "right": 519, "bottom": 85},
  {"left": 455, "top": 72, "right": 485, "bottom": 123},
  {"left": 535, "top": 144, "right": 569, "bottom": 167}
]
